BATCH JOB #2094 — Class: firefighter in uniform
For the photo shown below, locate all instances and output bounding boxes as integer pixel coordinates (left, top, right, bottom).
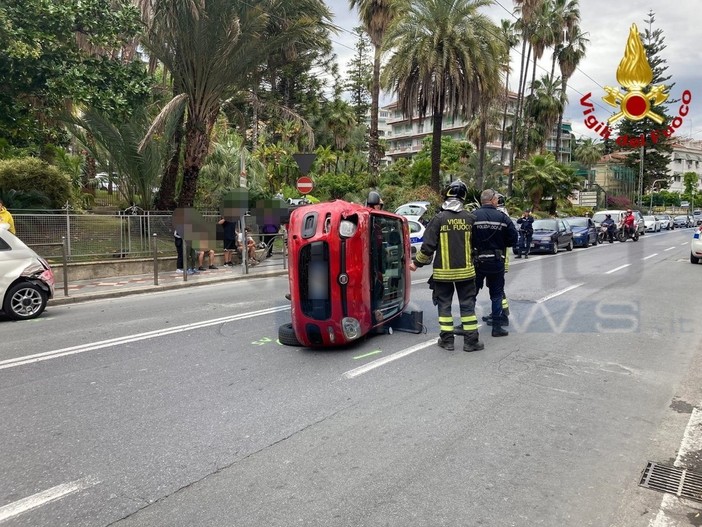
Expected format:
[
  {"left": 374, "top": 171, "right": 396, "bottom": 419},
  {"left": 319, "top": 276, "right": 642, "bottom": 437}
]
[
  {"left": 409, "top": 180, "right": 483, "bottom": 352},
  {"left": 471, "top": 189, "right": 519, "bottom": 337}
]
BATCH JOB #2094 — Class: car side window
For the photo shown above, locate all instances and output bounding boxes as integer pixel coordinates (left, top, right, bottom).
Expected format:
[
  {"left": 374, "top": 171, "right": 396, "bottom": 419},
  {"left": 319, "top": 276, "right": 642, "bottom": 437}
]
[{"left": 408, "top": 221, "right": 421, "bottom": 234}]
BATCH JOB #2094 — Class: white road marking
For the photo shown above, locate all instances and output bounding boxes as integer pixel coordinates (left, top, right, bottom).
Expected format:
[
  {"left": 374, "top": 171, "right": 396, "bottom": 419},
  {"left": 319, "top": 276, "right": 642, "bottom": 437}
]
[
  {"left": 664, "top": 246, "right": 676, "bottom": 252},
  {"left": 650, "top": 407, "right": 702, "bottom": 526},
  {"left": 605, "top": 264, "right": 631, "bottom": 274},
  {"left": 681, "top": 243, "right": 689, "bottom": 246},
  {"left": 643, "top": 253, "right": 658, "bottom": 260},
  {"left": 343, "top": 339, "right": 436, "bottom": 379},
  {"left": 535, "top": 283, "right": 583, "bottom": 304},
  {"left": 0, "top": 477, "right": 98, "bottom": 522},
  {"left": 0, "top": 306, "right": 290, "bottom": 371}
]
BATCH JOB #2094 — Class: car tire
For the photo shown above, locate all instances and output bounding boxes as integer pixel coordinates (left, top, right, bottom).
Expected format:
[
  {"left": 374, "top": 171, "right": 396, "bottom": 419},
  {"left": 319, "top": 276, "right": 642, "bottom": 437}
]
[
  {"left": 566, "top": 240, "right": 573, "bottom": 251},
  {"left": 593, "top": 235, "right": 598, "bottom": 246},
  {"left": 692, "top": 254, "right": 700, "bottom": 264},
  {"left": 3, "top": 281, "right": 48, "bottom": 320},
  {"left": 278, "top": 323, "right": 302, "bottom": 346},
  {"left": 551, "top": 242, "right": 558, "bottom": 255}
]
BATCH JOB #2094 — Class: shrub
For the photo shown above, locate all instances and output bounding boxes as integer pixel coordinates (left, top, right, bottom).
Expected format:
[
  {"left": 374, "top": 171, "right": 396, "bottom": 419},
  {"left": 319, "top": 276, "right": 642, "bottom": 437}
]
[{"left": 0, "top": 157, "right": 75, "bottom": 209}]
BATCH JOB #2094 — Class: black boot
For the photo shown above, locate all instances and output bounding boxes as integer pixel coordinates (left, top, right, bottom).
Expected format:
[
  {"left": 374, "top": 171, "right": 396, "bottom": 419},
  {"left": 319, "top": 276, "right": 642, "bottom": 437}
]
[
  {"left": 492, "top": 324, "right": 509, "bottom": 337},
  {"left": 482, "top": 314, "right": 509, "bottom": 327},
  {"left": 463, "top": 332, "right": 484, "bottom": 352},
  {"left": 437, "top": 334, "right": 454, "bottom": 351}
]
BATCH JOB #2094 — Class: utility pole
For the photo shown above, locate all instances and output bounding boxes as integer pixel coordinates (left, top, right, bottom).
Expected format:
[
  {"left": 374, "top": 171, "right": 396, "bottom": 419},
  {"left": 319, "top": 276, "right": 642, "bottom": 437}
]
[{"left": 638, "top": 145, "right": 644, "bottom": 208}]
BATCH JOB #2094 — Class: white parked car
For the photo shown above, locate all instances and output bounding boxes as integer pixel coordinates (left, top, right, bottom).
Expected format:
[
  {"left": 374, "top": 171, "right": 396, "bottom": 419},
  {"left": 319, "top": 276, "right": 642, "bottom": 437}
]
[
  {"left": 0, "top": 224, "right": 55, "bottom": 319},
  {"left": 691, "top": 226, "right": 702, "bottom": 264},
  {"left": 405, "top": 215, "right": 426, "bottom": 258},
  {"left": 657, "top": 214, "right": 673, "bottom": 230},
  {"left": 643, "top": 215, "right": 661, "bottom": 232}
]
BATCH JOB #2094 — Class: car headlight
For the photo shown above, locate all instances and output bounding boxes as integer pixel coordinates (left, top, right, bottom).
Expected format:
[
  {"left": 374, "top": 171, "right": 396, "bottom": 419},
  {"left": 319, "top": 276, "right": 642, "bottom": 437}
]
[
  {"left": 339, "top": 219, "right": 357, "bottom": 238},
  {"left": 341, "top": 317, "right": 362, "bottom": 340}
]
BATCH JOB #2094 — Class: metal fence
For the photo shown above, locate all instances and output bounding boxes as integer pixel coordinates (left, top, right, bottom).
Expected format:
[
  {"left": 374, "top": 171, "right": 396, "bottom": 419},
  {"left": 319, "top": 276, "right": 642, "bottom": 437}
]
[{"left": 13, "top": 210, "right": 261, "bottom": 261}]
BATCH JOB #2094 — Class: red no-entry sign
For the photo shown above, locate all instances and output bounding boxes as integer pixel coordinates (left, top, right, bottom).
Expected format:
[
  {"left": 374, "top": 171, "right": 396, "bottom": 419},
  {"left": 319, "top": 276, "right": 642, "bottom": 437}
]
[{"left": 296, "top": 176, "right": 314, "bottom": 195}]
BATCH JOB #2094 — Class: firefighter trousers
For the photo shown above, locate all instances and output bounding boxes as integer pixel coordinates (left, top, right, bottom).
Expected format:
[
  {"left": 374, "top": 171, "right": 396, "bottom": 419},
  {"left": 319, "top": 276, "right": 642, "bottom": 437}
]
[{"left": 433, "top": 279, "right": 478, "bottom": 342}]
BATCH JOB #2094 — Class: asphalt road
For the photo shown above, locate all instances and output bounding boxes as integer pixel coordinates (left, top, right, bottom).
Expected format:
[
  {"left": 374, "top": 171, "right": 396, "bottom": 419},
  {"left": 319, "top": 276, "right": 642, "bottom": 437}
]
[{"left": 2, "top": 228, "right": 702, "bottom": 526}]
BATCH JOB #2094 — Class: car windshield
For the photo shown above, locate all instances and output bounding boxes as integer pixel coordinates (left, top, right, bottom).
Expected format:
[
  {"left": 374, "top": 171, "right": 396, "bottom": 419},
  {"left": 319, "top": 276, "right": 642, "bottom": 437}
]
[
  {"left": 592, "top": 213, "right": 610, "bottom": 224},
  {"left": 644, "top": 216, "right": 655, "bottom": 222},
  {"left": 370, "top": 215, "right": 407, "bottom": 325},
  {"left": 532, "top": 219, "right": 557, "bottom": 231},
  {"left": 565, "top": 217, "right": 588, "bottom": 228}
]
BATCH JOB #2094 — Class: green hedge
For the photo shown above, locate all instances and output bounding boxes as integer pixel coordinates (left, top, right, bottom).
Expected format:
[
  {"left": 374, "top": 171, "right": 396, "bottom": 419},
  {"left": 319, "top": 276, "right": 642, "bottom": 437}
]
[{"left": 0, "top": 157, "right": 75, "bottom": 209}]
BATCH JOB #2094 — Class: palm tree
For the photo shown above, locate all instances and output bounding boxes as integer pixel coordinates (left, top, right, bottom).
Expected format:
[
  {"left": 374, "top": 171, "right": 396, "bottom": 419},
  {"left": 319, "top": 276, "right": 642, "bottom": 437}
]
[
  {"left": 382, "top": 0, "right": 505, "bottom": 193},
  {"left": 144, "top": 0, "right": 333, "bottom": 206},
  {"left": 555, "top": 27, "right": 588, "bottom": 158},
  {"left": 573, "top": 137, "right": 602, "bottom": 184},
  {"left": 523, "top": 73, "right": 563, "bottom": 154},
  {"left": 349, "top": 0, "right": 398, "bottom": 188},
  {"left": 513, "top": 153, "right": 561, "bottom": 211}
]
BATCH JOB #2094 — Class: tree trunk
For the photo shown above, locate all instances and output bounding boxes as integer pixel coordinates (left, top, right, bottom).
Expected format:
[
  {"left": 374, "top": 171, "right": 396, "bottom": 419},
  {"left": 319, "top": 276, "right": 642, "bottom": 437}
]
[
  {"left": 500, "top": 69, "right": 510, "bottom": 170},
  {"left": 155, "top": 114, "right": 183, "bottom": 211},
  {"left": 477, "top": 112, "right": 487, "bottom": 190},
  {"left": 368, "top": 44, "right": 381, "bottom": 188},
  {"left": 178, "top": 113, "right": 215, "bottom": 207},
  {"left": 430, "top": 92, "right": 445, "bottom": 193},
  {"left": 554, "top": 78, "right": 566, "bottom": 160},
  {"left": 508, "top": 38, "right": 530, "bottom": 195}
]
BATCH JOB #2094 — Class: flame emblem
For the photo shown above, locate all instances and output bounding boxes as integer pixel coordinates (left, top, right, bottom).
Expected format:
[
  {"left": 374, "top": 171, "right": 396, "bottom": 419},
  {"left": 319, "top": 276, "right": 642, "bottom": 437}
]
[{"left": 602, "top": 24, "right": 668, "bottom": 124}]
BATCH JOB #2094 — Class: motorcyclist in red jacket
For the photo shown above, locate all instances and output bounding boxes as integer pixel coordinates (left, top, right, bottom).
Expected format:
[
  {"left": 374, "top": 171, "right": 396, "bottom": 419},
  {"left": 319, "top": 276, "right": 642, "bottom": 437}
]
[{"left": 622, "top": 209, "right": 636, "bottom": 237}]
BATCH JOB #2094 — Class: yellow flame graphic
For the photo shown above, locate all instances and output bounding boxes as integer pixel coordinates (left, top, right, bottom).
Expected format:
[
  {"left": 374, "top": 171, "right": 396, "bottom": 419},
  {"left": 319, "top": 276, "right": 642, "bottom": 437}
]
[{"left": 615, "top": 24, "right": 653, "bottom": 90}]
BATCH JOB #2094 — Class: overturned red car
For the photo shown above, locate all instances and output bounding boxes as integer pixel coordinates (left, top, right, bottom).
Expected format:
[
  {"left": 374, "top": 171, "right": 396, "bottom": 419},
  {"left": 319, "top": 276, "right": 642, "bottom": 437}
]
[{"left": 279, "top": 200, "right": 413, "bottom": 347}]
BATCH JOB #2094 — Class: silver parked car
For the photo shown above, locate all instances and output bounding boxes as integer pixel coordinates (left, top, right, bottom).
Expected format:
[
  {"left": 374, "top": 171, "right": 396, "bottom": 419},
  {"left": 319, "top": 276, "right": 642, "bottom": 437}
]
[{"left": 0, "top": 224, "right": 55, "bottom": 320}]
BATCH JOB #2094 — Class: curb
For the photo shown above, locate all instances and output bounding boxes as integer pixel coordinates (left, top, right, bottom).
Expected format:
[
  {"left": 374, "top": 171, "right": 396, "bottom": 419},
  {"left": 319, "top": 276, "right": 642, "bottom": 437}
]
[{"left": 49, "top": 269, "right": 288, "bottom": 306}]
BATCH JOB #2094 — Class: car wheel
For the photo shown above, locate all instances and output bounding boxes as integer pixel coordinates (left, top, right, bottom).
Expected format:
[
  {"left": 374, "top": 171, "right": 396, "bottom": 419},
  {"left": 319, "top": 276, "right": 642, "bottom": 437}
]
[
  {"left": 691, "top": 254, "right": 700, "bottom": 264},
  {"left": 566, "top": 240, "right": 573, "bottom": 251},
  {"left": 592, "top": 235, "right": 598, "bottom": 246},
  {"left": 551, "top": 243, "right": 558, "bottom": 254},
  {"left": 3, "top": 282, "right": 48, "bottom": 320},
  {"left": 278, "top": 323, "right": 302, "bottom": 346}
]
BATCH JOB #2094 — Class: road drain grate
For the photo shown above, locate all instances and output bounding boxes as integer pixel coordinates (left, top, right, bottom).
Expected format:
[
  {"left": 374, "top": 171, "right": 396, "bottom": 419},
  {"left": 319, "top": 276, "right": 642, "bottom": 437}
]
[{"left": 639, "top": 461, "right": 702, "bottom": 503}]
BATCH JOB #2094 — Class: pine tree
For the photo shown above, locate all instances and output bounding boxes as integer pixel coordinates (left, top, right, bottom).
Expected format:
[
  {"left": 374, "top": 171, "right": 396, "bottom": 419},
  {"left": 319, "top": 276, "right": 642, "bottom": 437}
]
[
  {"left": 344, "top": 27, "right": 373, "bottom": 124},
  {"left": 615, "top": 10, "right": 675, "bottom": 202}
]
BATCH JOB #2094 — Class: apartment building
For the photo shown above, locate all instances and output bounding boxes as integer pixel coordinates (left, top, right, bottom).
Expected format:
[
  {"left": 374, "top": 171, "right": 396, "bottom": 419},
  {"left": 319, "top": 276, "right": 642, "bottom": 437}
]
[
  {"left": 667, "top": 138, "right": 702, "bottom": 193},
  {"left": 382, "top": 93, "right": 572, "bottom": 167}
]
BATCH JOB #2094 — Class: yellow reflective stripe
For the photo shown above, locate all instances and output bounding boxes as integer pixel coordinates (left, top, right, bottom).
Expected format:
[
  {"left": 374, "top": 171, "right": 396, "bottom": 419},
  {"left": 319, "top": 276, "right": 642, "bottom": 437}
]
[
  {"left": 465, "top": 232, "right": 471, "bottom": 266},
  {"left": 461, "top": 315, "right": 477, "bottom": 330},
  {"left": 440, "top": 231, "right": 449, "bottom": 270},
  {"left": 416, "top": 251, "right": 432, "bottom": 265},
  {"left": 439, "top": 324, "right": 455, "bottom": 332},
  {"left": 463, "top": 322, "right": 478, "bottom": 331},
  {"left": 502, "top": 297, "right": 509, "bottom": 309},
  {"left": 433, "top": 269, "right": 475, "bottom": 281},
  {"left": 460, "top": 315, "right": 477, "bottom": 323},
  {"left": 438, "top": 316, "right": 453, "bottom": 324}
]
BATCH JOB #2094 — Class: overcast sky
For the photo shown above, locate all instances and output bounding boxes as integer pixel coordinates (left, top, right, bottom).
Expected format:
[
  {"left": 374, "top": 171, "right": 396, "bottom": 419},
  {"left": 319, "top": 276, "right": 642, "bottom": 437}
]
[{"left": 324, "top": 0, "right": 702, "bottom": 142}]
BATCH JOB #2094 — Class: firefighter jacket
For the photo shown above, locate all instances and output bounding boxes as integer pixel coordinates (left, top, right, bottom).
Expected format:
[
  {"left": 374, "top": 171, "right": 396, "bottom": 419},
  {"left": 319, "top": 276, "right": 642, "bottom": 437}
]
[
  {"left": 413, "top": 205, "right": 476, "bottom": 282},
  {"left": 471, "top": 204, "right": 518, "bottom": 274}
]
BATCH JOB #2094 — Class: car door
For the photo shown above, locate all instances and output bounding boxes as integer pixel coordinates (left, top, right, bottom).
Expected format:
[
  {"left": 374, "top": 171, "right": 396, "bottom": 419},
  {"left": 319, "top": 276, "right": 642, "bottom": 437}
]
[{"left": 558, "top": 220, "right": 569, "bottom": 247}]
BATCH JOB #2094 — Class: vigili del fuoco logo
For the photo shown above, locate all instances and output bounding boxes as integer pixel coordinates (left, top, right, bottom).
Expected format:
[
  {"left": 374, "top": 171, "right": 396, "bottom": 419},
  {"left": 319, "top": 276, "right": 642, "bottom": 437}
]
[{"left": 579, "top": 23, "right": 692, "bottom": 148}]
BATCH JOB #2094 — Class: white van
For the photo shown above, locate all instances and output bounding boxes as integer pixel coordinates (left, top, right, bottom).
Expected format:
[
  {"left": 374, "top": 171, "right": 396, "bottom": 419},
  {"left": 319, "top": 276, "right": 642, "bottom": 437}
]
[{"left": 0, "top": 224, "right": 55, "bottom": 320}]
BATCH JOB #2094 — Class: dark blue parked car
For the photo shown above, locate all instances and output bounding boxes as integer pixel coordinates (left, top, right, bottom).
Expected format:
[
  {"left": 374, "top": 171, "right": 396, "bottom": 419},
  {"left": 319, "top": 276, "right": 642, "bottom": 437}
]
[
  {"left": 530, "top": 218, "right": 574, "bottom": 254},
  {"left": 564, "top": 217, "right": 598, "bottom": 247}
]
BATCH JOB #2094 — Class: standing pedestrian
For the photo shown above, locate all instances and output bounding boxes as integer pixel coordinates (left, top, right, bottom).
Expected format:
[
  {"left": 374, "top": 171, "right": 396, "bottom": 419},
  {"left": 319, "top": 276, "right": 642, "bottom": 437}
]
[
  {"left": 515, "top": 209, "right": 534, "bottom": 259},
  {"left": 471, "top": 189, "right": 518, "bottom": 337},
  {"left": 218, "top": 216, "right": 237, "bottom": 266},
  {"left": 260, "top": 222, "right": 279, "bottom": 258},
  {"left": 409, "top": 180, "right": 483, "bottom": 352}
]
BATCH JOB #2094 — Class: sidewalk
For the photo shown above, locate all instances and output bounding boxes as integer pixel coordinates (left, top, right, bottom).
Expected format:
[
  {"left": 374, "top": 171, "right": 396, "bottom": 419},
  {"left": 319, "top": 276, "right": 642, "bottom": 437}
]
[{"left": 50, "top": 254, "right": 288, "bottom": 305}]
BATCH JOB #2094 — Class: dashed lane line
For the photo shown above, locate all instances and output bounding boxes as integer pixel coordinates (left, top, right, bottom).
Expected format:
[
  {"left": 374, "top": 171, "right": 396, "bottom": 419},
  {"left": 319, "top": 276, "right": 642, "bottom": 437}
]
[
  {"left": 606, "top": 264, "right": 631, "bottom": 274},
  {"left": 343, "top": 339, "right": 436, "bottom": 379}
]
